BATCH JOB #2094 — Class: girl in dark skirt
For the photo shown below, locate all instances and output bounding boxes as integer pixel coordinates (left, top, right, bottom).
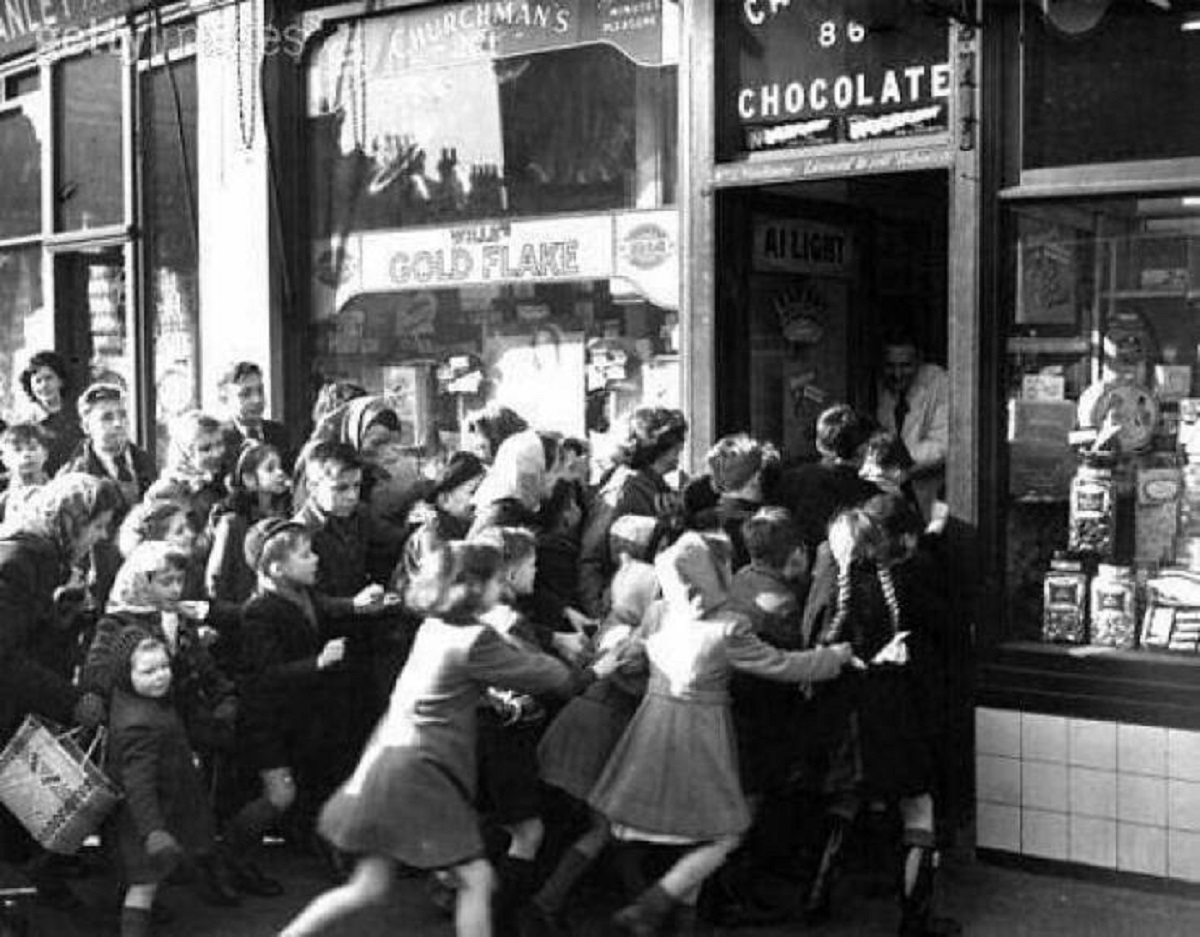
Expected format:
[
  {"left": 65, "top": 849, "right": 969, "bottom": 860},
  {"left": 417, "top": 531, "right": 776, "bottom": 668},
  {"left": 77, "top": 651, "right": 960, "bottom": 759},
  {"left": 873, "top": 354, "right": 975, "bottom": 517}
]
[
  {"left": 280, "top": 542, "right": 617, "bottom": 937},
  {"left": 799, "top": 494, "right": 959, "bottom": 937}
]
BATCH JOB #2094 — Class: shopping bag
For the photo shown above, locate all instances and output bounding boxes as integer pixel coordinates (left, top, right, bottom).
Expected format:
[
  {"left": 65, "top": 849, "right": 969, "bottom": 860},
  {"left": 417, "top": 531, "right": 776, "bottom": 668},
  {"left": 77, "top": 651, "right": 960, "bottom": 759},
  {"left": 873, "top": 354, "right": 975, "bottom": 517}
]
[{"left": 0, "top": 715, "right": 121, "bottom": 855}]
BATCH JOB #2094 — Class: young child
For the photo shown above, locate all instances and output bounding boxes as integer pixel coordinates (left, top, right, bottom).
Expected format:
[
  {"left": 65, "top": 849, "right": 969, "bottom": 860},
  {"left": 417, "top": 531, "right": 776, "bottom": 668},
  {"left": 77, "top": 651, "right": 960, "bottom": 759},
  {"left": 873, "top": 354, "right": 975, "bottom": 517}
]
[
  {"left": 82, "top": 543, "right": 239, "bottom": 799},
  {"left": 390, "top": 450, "right": 486, "bottom": 596},
  {"left": 280, "top": 541, "right": 615, "bottom": 937},
  {"left": 588, "top": 531, "right": 858, "bottom": 935},
  {"left": 470, "top": 526, "right": 586, "bottom": 931},
  {"left": 799, "top": 494, "right": 957, "bottom": 937},
  {"left": 0, "top": 422, "right": 50, "bottom": 527},
  {"left": 104, "top": 632, "right": 224, "bottom": 936},
  {"left": 151, "top": 410, "right": 229, "bottom": 531},
  {"left": 206, "top": 442, "right": 292, "bottom": 604},
  {"left": 223, "top": 516, "right": 375, "bottom": 898},
  {"left": 702, "top": 434, "right": 780, "bottom": 571},
  {"left": 530, "top": 515, "right": 660, "bottom": 933},
  {"left": 730, "top": 506, "right": 810, "bottom": 647}
]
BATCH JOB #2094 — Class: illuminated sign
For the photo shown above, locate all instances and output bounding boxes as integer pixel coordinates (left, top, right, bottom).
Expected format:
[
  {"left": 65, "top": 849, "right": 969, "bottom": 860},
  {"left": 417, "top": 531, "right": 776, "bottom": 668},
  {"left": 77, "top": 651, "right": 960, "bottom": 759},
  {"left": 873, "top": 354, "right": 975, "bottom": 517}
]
[{"left": 718, "top": 1, "right": 951, "bottom": 156}]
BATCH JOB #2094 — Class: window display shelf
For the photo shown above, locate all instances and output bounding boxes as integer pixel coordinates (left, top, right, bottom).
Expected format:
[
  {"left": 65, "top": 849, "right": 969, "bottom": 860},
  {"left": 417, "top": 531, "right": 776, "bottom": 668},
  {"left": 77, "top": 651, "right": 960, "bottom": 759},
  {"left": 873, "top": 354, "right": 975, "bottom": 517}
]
[{"left": 979, "top": 639, "right": 1200, "bottom": 730}]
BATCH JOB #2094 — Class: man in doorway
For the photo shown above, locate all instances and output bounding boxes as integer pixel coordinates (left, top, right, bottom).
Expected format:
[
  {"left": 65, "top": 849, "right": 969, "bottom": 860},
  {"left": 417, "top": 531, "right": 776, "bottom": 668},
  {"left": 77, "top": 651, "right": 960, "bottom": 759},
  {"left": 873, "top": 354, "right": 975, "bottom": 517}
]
[
  {"left": 217, "top": 361, "right": 294, "bottom": 471},
  {"left": 876, "top": 330, "right": 949, "bottom": 521}
]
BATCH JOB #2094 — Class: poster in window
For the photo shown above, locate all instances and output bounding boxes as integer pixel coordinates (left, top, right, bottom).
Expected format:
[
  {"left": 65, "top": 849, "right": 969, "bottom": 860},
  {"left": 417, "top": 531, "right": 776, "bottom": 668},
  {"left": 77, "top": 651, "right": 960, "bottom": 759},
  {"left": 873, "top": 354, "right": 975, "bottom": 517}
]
[{"left": 1016, "top": 227, "right": 1078, "bottom": 326}]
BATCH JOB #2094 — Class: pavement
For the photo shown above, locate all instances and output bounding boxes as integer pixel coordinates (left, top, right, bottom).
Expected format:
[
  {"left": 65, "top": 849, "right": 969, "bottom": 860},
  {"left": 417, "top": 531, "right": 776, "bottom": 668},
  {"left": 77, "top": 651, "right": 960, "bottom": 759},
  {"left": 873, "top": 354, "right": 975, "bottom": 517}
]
[{"left": 13, "top": 841, "right": 1200, "bottom": 937}]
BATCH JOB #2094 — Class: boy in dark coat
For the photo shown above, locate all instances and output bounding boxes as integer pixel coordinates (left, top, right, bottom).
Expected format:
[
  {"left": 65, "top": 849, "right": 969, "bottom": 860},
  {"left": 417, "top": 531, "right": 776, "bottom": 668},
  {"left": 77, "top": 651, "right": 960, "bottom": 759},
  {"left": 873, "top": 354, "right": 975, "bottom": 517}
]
[{"left": 225, "top": 517, "right": 381, "bottom": 888}]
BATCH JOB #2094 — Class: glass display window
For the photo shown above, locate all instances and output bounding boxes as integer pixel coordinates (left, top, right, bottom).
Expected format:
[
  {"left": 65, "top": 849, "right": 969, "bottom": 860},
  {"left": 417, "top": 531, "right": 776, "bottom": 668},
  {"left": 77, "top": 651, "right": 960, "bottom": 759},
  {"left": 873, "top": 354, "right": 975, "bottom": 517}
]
[
  {"left": 1021, "top": 0, "right": 1200, "bottom": 170},
  {"left": 1001, "top": 195, "right": 1200, "bottom": 648},
  {"left": 0, "top": 69, "right": 43, "bottom": 239},
  {"left": 54, "top": 51, "right": 125, "bottom": 231},
  {"left": 0, "top": 245, "right": 46, "bottom": 417},
  {"left": 305, "top": 2, "right": 681, "bottom": 451}
]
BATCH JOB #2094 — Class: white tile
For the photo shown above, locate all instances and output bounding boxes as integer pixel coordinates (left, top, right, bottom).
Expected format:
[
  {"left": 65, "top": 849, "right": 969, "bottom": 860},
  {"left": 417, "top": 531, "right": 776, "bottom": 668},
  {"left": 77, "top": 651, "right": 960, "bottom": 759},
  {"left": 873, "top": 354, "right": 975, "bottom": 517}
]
[
  {"left": 1118, "top": 724, "right": 1168, "bottom": 776},
  {"left": 1070, "top": 815, "right": 1117, "bottom": 869},
  {"left": 1023, "top": 713, "right": 1068, "bottom": 764},
  {"left": 1023, "top": 808, "right": 1068, "bottom": 860},
  {"left": 1070, "top": 719, "right": 1117, "bottom": 770},
  {"left": 1023, "top": 761, "right": 1068, "bottom": 812},
  {"left": 1118, "top": 823, "right": 1167, "bottom": 876},
  {"left": 1168, "top": 780, "right": 1200, "bottom": 831},
  {"left": 1169, "top": 829, "right": 1200, "bottom": 882},
  {"left": 977, "top": 708, "right": 1021, "bottom": 758},
  {"left": 1118, "top": 774, "right": 1168, "bottom": 827},
  {"left": 1069, "top": 767, "right": 1117, "bottom": 819},
  {"left": 1168, "top": 729, "right": 1200, "bottom": 781},
  {"left": 976, "top": 754, "right": 1021, "bottom": 806},
  {"left": 976, "top": 802, "right": 1020, "bottom": 853}
]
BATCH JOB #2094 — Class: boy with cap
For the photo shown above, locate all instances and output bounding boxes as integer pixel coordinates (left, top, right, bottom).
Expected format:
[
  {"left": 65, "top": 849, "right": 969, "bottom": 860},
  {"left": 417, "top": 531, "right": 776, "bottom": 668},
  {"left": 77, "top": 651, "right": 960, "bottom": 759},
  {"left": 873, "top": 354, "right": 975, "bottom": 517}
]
[{"left": 223, "top": 517, "right": 378, "bottom": 893}]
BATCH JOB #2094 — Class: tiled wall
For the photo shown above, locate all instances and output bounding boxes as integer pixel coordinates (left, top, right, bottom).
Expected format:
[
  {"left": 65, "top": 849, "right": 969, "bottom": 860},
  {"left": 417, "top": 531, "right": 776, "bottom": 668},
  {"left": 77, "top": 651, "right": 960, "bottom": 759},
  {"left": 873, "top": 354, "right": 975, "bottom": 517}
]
[{"left": 976, "top": 707, "right": 1200, "bottom": 882}]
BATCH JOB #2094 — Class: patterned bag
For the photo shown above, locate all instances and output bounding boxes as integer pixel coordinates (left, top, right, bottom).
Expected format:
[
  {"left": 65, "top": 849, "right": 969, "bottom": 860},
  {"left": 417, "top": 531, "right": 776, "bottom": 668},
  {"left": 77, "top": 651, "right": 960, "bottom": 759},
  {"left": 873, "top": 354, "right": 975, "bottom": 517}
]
[{"left": 0, "top": 715, "right": 121, "bottom": 854}]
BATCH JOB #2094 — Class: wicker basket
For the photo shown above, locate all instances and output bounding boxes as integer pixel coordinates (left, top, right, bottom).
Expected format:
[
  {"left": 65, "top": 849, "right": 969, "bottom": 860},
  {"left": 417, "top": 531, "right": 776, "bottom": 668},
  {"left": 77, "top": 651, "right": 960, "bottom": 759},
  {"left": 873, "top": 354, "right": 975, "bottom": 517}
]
[{"left": 0, "top": 716, "right": 121, "bottom": 855}]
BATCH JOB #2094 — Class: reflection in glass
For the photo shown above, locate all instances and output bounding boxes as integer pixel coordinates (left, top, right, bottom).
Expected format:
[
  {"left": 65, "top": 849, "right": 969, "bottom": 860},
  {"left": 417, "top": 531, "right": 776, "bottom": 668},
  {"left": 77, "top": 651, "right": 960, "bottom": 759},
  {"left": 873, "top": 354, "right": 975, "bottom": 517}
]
[
  {"left": 0, "top": 93, "right": 43, "bottom": 238},
  {"left": 0, "top": 247, "right": 45, "bottom": 416},
  {"left": 141, "top": 59, "right": 199, "bottom": 465},
  {"left": 55, "top": 53, "right": 124, "bottom": 230}
]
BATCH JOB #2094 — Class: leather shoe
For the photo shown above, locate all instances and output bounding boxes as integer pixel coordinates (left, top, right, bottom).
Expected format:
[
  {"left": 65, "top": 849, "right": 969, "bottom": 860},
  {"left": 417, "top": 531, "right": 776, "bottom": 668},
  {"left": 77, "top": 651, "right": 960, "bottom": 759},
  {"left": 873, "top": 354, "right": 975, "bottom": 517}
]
[{"left": 196, "top": 857, "right": 242, "bottom": 907}]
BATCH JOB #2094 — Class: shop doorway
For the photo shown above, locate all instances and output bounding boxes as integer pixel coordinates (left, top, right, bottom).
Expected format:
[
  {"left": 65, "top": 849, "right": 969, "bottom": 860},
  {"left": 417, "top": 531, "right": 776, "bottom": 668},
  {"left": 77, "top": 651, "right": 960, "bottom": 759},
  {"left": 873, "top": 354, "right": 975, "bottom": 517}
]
[
  {"left": 715, "top": 170, "right": 949, "bottom": 463},
  {"left": 52, "top": 247, "right": 135, "bottom": 397}
]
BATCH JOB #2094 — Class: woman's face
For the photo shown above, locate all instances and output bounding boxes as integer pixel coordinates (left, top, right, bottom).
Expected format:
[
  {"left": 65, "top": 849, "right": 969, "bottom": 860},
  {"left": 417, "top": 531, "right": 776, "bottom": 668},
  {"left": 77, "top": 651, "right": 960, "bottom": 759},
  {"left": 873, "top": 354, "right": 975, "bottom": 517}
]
[
  {"left": 147, "top": 567, "right": 186, "bottom": 607},
  {"left": 360, "top": 425, "right": 404, "bottom": 470},
  {"left": 653, "top": 441, "right": 685, "bottom": 475},
  {"left": 30, "top": 366, "right": 63, "bottom": 410},
  {"left": 164, "top": 510, "right": 198, "bottom": 554},
  {"left": 74, "top": 510, "right": 114, "bottom": 561},
  {"left": 507, "top": 554, "right": 537, "bottom": 596},
  {"left": 438, "top": 475, "right": 482, "bottom": 520},
  {"left": 130, "top": 646, "right": 172, "bottom": 698},
  {"left": 191, "top": 430, "right": 226, "bottom": 476},
  {"left": 250, "top": 452, "right": 290, "bottom": 495}
]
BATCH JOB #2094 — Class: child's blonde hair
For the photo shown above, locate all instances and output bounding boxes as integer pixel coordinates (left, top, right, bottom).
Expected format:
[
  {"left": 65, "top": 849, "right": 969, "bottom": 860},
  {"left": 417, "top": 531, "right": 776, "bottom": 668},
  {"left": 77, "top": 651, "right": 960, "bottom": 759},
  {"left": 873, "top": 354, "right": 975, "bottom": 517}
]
[
  {"left": 108, "top": 542, "right": 190, "bottom": 612},
  {"left": 407, "top": 542, "right": 504, "bottom": 619}
]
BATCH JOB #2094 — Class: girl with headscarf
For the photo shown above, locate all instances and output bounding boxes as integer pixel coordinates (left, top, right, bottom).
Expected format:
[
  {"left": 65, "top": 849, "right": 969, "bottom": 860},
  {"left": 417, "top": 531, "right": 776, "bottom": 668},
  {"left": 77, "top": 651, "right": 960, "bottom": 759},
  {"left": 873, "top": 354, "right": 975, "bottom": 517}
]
[
  {"left": 468, "top": 422, "right": 550, "bottom": 538},
  {"left": 152, "top": 411, "right": 229, "bottom": 533},
  {"left": 587, "top": 531, "right": 857, "bottom": 935},
  {"left": 82, "top": 542, "right": 239, "bottom": 764},
  {"left": 0, "top": 473, "right": 120, "bottom": 901}
]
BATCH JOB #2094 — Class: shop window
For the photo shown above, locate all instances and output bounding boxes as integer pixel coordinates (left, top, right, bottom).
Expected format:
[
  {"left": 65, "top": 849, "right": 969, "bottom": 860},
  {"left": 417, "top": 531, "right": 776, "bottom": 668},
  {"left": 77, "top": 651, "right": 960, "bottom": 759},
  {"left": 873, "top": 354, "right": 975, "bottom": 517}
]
[
  {"left": 54, "top": 52, "right": 124, "bottom": 231},
  {"left": 305, "top": 3, "right": 680, "bottom": 452},
  {"left": 1002, "top": 195, "right": 1200, "bottom": 649},
  {"left": 1022, "top": 0, "right": 1200, "bottom": 170},
  {"left": 140, "top": 56, "right": 199, "bottom": 465},
  {"left": 0, "top": 246, "right": 46, "bottom": 416},
  {"left": 0, "top": 79, "right": 42, "bottom": 239}
]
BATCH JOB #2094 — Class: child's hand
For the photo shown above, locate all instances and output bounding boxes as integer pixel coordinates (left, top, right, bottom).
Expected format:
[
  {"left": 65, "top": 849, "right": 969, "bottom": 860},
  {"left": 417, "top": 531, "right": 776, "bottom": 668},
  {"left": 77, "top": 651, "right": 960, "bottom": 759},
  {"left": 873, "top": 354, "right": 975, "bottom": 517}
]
[
  {"left": 829, "top": 642, "right": 866, "bottom": 671},
  {"left": 352, "top": 584, "right": 386, "bottom": 611},
  {"left": 871, "top": 632, "right": 910, "bottom": 666},
  {"left": 590, "top": 649, "right": 621, "bottom": 681},
  {"left": 317, "top": 638, "right": 346, "bottom": 670},
  {"left": 551, "top": 631, "right": 590, "bottom": 666},
  {"left": 563, "top": 608, "right": 597, "bottom": 635},
  {"left": 196, "top": 625, "right": 220, "bottom": 649},
  {"left": 177, "top": 600, "right": 210, "bottom": 621}
]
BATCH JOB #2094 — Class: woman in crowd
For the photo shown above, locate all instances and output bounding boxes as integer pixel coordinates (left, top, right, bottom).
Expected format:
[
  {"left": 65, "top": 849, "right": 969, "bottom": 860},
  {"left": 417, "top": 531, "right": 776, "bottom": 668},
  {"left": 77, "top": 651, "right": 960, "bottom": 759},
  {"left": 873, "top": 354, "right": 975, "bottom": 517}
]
[{"left": 17, "top": 350, "right": 84, "bottom": 475}]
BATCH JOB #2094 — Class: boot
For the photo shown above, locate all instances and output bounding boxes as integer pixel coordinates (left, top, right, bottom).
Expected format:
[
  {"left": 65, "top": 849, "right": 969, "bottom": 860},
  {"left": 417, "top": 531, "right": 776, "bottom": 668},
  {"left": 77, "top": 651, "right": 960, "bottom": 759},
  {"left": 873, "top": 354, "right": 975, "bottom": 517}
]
[
  {"left": 532, "top": 845, "right": 595, "bottom": 919},
  {"left": 803, "top": 816, "right": 849, "bottom": 925},
  {"left": 897, "top": 846, "right": 961, "bottom": 937},
  {"left": 120, "top": 906, "right": 153, "bottom": 937},
  {"left": 224, "top": 854, "right": 284, "bottom": 898},
  {"left": 613, "top": 883, "right": 678, "bottom": 937},
  {"left": 494, "top": 856, "right": 537, "bottom": 937}
]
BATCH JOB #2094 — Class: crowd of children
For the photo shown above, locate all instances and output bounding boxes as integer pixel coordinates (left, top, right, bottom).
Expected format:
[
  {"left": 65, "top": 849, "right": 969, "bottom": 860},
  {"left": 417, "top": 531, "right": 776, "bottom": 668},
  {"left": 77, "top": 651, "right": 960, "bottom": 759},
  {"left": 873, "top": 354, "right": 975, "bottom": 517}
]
[{"left": 0, "top": 350, "right": 963, "bottom": 937}]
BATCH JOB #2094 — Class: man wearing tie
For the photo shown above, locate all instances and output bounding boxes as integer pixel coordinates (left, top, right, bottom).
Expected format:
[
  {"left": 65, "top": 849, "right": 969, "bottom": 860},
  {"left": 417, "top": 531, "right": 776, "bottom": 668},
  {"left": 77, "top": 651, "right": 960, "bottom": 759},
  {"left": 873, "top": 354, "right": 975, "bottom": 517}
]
[
  {"left": 875, "top": 331, "right": 949, "bottom": 522},
  {"left": 217, "top": 361, "right": 294, "bottom": 471}
]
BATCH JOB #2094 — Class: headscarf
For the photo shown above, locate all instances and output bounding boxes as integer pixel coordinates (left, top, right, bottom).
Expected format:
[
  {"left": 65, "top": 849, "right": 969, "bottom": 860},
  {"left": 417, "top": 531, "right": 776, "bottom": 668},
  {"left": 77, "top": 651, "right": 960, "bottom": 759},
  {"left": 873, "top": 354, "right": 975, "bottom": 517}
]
[
  {"left": 108, "top": 541, "right": 186, "bottom": 615},
  {"left": 654, "top": 530, "right": 734, "bottom": 617},
  {"left": 473, "top": 427, "right": 546, "bottom": 513},
  {"left": 163, "top": 410, "right": 224, "bottom": 491},
  {"left": 608, "top": 556, "right": 661, "bottom": 628},
  {"left": 11, "top": 472, "right": 122, "bottom": 562}
]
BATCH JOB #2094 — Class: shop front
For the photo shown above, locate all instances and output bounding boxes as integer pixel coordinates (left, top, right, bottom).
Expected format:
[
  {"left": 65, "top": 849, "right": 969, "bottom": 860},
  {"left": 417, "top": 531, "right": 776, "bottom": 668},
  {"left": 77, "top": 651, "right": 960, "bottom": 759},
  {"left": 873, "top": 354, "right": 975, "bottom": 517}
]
[
  {"left": 974, "top": 0, "right": 1200, "bottom": 887},
  {"left": 294, "top": 0, "right": 681, "bottom": 462},
  {"left": 0, "top": 0, "right": 283, "bottom": 460}
]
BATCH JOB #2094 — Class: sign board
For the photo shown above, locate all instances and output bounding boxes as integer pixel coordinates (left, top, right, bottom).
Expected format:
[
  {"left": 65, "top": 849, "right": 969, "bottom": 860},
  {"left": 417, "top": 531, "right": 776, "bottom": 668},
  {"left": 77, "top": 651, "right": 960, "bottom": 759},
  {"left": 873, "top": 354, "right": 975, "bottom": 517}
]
[
  {"left": 0, "top": 0, "right": 148, "bottom": 61},
  {"left": 314, "top": 208, "right": 679, "bottom": 316},
  {"left": 335, "top": 0, "right": 675, "bottom": 76},
  {"left": 717, "top": 1, "right": 951, "bottom": 157},
  {"left": 752, "top": 218, "right": 853, "bottom": 276}
]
